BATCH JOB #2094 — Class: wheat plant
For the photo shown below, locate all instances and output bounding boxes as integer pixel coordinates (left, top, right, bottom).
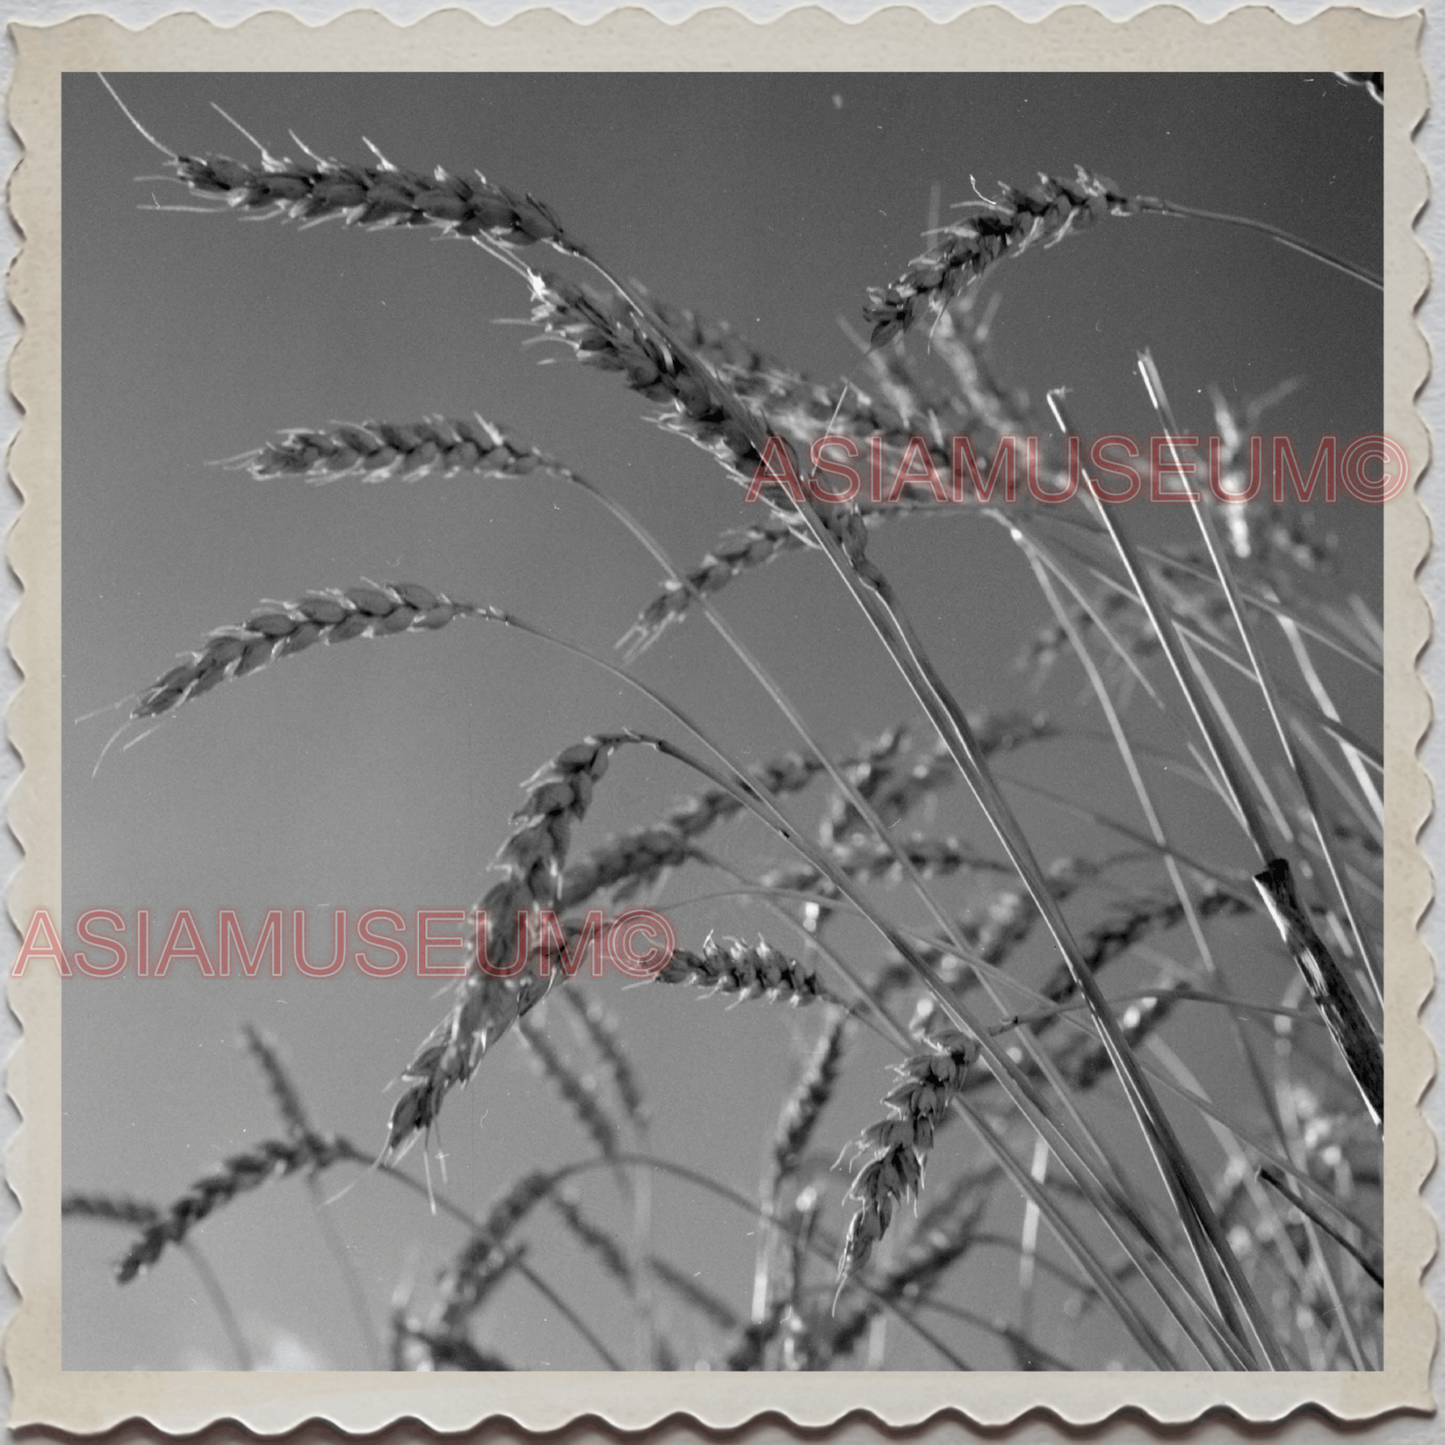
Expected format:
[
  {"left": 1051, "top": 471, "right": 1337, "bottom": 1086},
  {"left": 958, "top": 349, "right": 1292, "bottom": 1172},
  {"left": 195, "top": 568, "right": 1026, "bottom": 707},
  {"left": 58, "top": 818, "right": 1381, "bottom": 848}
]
[{"left": 61, "top": 72, "right": 1385, "bottom": 1372}]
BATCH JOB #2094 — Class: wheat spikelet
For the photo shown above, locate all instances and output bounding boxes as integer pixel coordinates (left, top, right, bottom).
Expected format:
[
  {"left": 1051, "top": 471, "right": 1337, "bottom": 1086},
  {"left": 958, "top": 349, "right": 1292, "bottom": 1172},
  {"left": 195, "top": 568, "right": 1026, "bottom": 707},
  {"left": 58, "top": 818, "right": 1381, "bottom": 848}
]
[
  {"left": 386, "top": 734, "right": 635, "bottom": 1152},
  {"left": 865, "top": 167, "right": 1144, "bottom": 344},
  {"left": 115, "top": 1133, "right": 362, "bottom": 1283},
  {"left": 239, "top": 414, "right": 548, "bottom": 485},
  {"left": 134, "top": 582, "right": 478, "bottom": 719},
  {"left": 837, "top": 1031, "right": 977, "bottom": 1285}
]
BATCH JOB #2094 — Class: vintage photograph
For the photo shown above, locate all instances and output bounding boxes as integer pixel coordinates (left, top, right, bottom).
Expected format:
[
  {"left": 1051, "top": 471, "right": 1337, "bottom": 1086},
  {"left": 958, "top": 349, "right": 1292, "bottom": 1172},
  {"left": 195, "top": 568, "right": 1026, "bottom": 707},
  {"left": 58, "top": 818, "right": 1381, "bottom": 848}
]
[{"left": 52, "top": 65, "right": 1391, "bottom": 1378}]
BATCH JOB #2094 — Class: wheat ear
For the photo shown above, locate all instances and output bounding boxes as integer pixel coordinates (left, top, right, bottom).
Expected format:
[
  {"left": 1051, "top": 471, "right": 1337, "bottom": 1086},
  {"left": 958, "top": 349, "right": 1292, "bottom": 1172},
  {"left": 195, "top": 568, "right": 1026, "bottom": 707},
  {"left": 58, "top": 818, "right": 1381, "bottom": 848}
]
[
  {"left": 560, "top": 986, "right": 649, "bottom": 1133},
  {"left": 772, "top": 1010, "right": 851, "bottom": 1185},
  {"left": 866, "top": 168, "right": 1141, "bottom": 343},
  {"left": 516, "top": 1016, "right": 620, "bottom": 1161},
  {"left": 430, "top": 1170, "right": 557, "bottom": 1338},
  {"left": 620, "top": 515, "right": 811, "bottom": 658},
  {"left": 238, "top": 414, "right": 548, "bottom": 484},
  {"left": 837, "top": 1032, "right": 978, "bottom": 1287},
  {"left": 62, "top": 1193, "right": 161, "bottom": 1228},
  {"left": 556, "top": 738, "right": 844, "bottom": 910},
  {"left": 134, "top": 582, "right": 477, "bottom": 719},
  {"left": 551, "top": 1189, "right": 635, "bottom": 1293},
  {"left": 115, "top": 1133, "right": 364, "bottom": 1282},
  {"left": 1036, "top": 888, "right": 1252, "bottom": 1017},
  {"left": 651, "top": 934, "right": 845, "bottom": 1009},
  {"left": 385, "top": 734, "right": 638, "bottom": 1153},
  {"left": 866, "top": 166, "right": 1379, "bottom": 345},
  {"left": 157, "top": 125, "right": 582, "bottom": 254}
]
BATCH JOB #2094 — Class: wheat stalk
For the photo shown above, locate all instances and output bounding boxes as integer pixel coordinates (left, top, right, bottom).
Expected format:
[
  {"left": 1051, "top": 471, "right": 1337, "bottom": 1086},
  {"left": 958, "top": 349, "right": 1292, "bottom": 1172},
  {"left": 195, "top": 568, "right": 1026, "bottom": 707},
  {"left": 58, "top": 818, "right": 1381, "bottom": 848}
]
[{"left": 648, "top": 1256, "right": 741, "bottom": 1333}]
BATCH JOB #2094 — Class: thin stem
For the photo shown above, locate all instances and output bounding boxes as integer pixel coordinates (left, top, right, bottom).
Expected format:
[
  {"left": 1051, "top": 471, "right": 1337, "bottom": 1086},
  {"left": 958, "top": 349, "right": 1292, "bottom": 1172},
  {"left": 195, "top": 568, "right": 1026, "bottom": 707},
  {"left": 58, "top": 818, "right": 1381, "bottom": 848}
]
[
  {"left": 1147, "top": 198, "right": 1383, "bottom": 292},
  {"left": 1139, "top": 351, "right": 1383, "bottom": 1015},
  {"left": 179, "top": 1243, "right": 253, "bottom": 1370},
  {"left": 1257, "top": 1168, "right": 1383, "bottom": 1288}
]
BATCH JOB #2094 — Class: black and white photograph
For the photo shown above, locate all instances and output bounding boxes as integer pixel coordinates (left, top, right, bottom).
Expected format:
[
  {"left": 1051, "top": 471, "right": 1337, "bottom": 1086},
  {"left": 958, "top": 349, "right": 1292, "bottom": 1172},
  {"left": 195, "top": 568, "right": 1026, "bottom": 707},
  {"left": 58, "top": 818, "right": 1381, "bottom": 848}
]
[{"left": 9, "top": 8, "right": 1431, "bottom": 1427}]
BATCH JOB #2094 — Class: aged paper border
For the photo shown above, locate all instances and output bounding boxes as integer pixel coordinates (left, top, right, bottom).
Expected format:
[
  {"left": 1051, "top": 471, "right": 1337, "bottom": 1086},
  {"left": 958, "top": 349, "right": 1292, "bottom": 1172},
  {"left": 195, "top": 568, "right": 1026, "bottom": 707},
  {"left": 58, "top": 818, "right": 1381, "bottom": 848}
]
[{"left": 5, "top": 4, "right": 1432, "bottom": 1433}]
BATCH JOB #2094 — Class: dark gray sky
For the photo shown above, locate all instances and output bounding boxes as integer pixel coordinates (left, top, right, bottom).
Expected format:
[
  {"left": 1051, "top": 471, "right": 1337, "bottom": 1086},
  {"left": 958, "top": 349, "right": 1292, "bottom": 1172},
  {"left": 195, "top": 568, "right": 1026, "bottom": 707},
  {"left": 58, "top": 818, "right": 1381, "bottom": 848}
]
[{"left": 61, "top": 72, "right": 1381, "bottom": 1370}]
